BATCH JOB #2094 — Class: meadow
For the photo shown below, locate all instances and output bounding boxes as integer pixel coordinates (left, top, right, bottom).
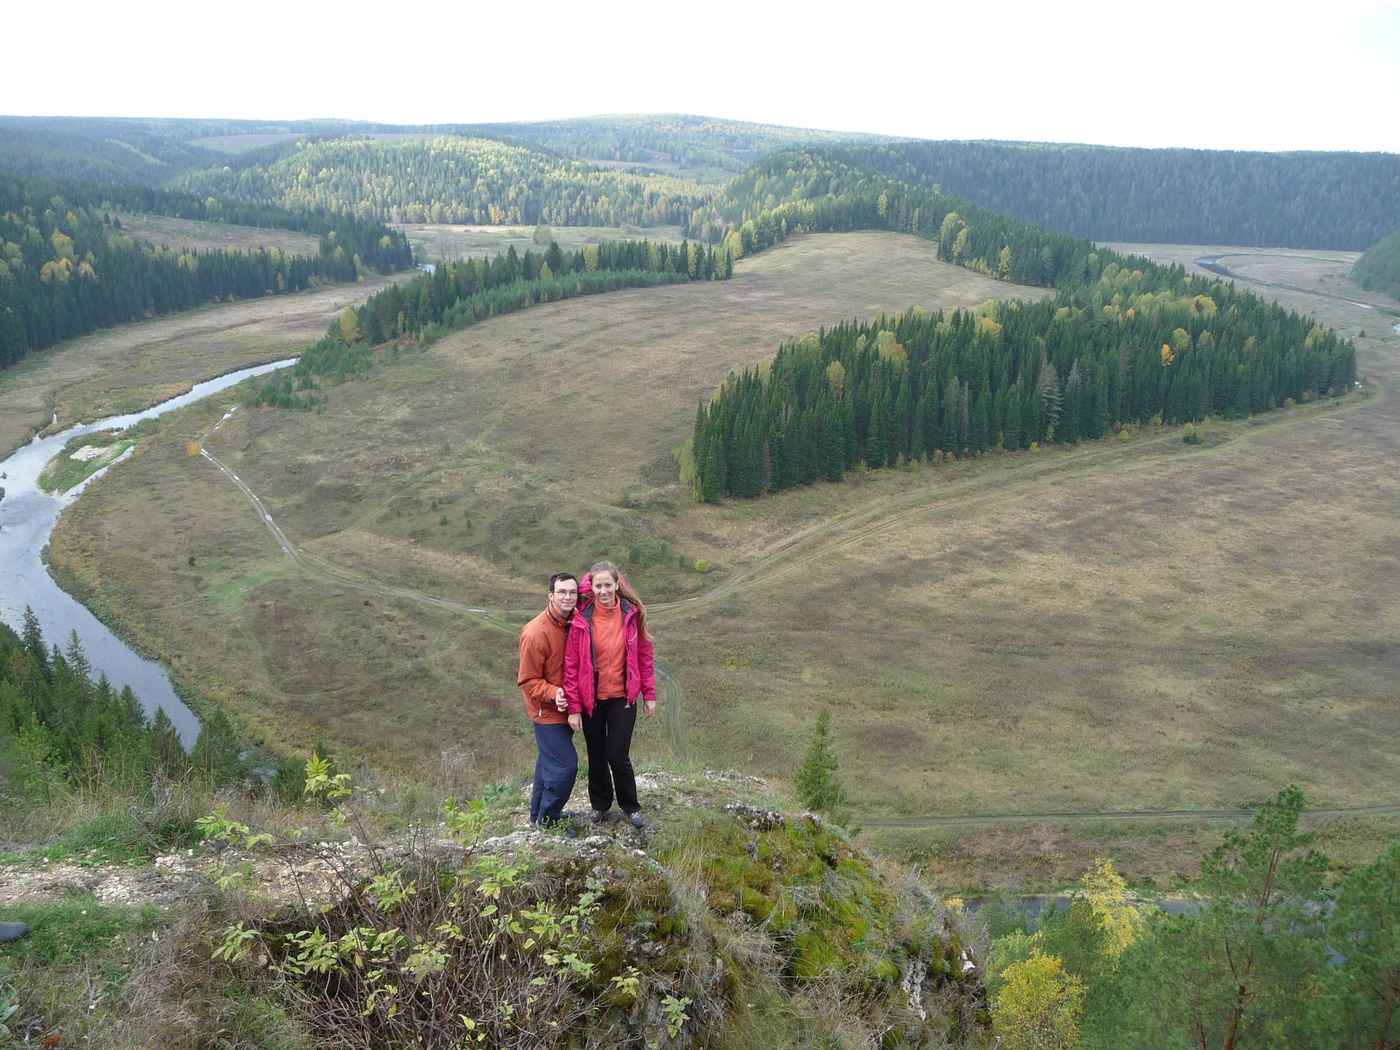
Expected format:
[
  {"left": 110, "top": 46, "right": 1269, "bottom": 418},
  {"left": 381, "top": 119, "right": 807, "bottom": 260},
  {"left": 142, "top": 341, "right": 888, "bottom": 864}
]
[
  {"left": 400, "top": 221, "right": 693, "bottom": 264},
  {"left": 30, "top": 230, "right": 1400, "bottom": 886}
]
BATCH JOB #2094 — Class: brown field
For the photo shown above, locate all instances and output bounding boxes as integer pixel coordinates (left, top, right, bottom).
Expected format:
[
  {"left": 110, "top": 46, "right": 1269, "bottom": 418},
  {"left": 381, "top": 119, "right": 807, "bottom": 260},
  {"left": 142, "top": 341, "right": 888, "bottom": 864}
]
[
  {"left": 29, "top": 230, "right": 1400, "bottom": 888},
  {"left": 115, "top": 215, "right": 321, "bottom": 256},
  {"left": 401, "top": 222, "right": 691, "bottom": 264}
]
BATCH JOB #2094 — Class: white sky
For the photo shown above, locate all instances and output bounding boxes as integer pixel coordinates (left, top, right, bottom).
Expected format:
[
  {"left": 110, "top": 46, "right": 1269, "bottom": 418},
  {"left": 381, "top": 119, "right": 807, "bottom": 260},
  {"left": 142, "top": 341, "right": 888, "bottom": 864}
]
[{"left": 8, "top": 0, "right": 1399, "bottom": 153}]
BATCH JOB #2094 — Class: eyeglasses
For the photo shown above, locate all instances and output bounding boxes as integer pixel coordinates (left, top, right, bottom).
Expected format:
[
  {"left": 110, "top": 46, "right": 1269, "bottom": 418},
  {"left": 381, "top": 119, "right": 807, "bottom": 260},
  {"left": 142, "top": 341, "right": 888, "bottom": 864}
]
[{"left": 552, "top": 589, "right": 578, "bottom": 597}]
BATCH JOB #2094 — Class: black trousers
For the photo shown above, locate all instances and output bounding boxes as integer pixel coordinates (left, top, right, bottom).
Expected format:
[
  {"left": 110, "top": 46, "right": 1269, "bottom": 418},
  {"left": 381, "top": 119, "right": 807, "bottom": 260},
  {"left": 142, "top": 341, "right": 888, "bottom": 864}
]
[{"left": 581, "top": 697, "right": 639, "bottom": 814}]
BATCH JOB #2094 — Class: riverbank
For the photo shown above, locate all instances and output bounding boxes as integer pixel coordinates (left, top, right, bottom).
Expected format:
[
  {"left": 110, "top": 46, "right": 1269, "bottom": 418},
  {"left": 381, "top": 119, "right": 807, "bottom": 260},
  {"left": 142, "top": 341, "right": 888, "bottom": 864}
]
[{"left": 0, "top": 360, "right": 296, "bottom": 742}]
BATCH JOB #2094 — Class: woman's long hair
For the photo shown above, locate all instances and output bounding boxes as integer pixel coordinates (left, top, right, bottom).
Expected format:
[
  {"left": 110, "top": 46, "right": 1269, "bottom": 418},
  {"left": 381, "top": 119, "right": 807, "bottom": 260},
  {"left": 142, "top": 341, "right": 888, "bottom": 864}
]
[{"left": 588, "top": 560, "right": 651, "bottom": 640}]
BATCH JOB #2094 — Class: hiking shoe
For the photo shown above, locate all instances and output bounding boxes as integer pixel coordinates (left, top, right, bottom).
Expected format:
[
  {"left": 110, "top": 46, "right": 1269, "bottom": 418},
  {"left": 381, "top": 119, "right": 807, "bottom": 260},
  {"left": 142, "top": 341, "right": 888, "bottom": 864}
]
[
  {"left": 628, "top": 811, "right": 646, "bottom": 829},
  {"left": 588, "top": 809, "right": 606, "bottom": 825}
]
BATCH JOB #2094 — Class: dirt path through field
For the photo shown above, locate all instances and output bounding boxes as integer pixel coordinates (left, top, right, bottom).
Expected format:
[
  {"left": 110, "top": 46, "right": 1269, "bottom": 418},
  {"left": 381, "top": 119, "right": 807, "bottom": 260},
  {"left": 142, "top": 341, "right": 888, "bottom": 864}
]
[{"left": 172, "top": 244, "right": 1400, "bottom": 824}]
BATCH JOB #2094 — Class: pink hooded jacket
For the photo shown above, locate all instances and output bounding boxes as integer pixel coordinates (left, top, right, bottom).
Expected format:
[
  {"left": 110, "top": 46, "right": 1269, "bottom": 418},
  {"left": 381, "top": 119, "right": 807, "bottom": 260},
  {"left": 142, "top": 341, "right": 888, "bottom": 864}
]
[{"left": 563, "top": 571, "right": 656, "bottom": 716}]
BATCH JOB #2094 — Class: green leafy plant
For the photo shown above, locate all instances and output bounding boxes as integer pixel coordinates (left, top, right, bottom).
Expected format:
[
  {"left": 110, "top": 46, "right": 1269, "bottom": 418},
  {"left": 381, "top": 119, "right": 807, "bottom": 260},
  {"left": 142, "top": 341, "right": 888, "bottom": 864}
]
[{"left": 210, "top": 759, "right": 608, "bottom": 1049}]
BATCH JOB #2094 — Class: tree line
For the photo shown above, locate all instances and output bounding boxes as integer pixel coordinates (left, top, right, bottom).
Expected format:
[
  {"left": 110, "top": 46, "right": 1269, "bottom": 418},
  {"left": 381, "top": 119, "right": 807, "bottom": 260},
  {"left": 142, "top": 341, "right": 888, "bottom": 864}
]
[
  {"left": 173, "top": 135, "right": 717, "bottom": 228},
  {"left": 10, "top": 115, "right": 1397, "bottom": 253},
  {"left": 243, "top": 236, "right": 732, "bottom": 408},
  {"left": 0, "top": 171, "right": 414, "bottom": 371},
  {"left": 443, "top": 113, "right": 893, "bottom": 177},
  {"left": 0, "top": 612, "right": 246, "bottom": 793},
  {"left": 793, "top": 142, "right": 1400, "bottom": 250},
  {"left": 693, "top": 264, "right": 1354, "bottom": 499},
  {"left": 0, "top": 121, "right": 227, "bottom": 184},
  {"left": 707, "top": 148, "right": 1102, "bottom": 284}
]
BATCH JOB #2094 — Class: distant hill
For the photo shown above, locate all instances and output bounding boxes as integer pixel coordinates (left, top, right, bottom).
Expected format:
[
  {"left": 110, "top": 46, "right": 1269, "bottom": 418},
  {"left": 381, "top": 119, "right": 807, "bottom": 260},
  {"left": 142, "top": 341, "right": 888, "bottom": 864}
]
[
  {"left": 171, "top": 134, "right": 717, "bottom": 228},
  {"left": 1352, "top": 229, "right": 1400, "bottom": 300},
  {"left": 0, "top": 120, "right": 227, "bottom": 184},
  {"left": 799, "top": 142, "right": 1400, "bottom": 251},
  {"left": 439, "top": 113, "right": 894, "bottom": 180},
  {"left": 4, "top": 113, "right": 1396, "bottom": 251},
  {"left": 0, "top": 113, "right": 889, "bottom": 187}
]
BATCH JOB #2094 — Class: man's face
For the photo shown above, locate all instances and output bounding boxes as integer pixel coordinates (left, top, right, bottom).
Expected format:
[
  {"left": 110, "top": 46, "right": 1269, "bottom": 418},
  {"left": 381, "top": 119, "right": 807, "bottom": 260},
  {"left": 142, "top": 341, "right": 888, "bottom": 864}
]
[
  {"left": 592, "top": 572, "right": 618, "bottom": 607},
  {"left": 549, "top": 579, "right": 578, "bottom": 618}
]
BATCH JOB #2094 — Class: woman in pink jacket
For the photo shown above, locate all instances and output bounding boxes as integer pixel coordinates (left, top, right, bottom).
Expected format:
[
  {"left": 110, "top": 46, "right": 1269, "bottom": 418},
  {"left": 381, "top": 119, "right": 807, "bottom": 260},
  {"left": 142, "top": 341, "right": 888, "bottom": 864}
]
[{"left": 563, "top": 561, "right": 656, "bottom": 828}]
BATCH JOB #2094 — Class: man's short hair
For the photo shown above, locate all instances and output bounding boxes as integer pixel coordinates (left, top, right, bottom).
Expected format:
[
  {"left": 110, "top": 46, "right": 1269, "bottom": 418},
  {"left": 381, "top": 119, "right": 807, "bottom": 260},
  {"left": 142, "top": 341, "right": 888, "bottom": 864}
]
[{"left": 549, "top": 572, "right": 578, "bottom": 592}]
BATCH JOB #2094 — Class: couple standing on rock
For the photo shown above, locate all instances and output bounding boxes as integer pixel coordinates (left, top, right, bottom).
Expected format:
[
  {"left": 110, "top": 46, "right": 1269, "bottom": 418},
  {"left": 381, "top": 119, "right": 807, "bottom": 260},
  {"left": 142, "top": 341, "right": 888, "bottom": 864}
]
[{"left": 517, "top": 561, "right": 657, "bottom": 833}]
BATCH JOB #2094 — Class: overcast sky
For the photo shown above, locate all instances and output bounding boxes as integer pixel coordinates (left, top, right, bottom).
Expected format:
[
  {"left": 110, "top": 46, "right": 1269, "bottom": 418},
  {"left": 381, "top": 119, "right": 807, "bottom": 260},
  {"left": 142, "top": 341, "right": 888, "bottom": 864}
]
[{"left": 9, "top": 0, "right": 1398, "bottom": 153}]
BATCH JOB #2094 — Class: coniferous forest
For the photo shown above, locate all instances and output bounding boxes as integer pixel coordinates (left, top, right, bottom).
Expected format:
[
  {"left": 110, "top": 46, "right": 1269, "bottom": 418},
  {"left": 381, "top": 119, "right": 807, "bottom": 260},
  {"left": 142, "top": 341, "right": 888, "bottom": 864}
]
[
  {"left": 687, "top": 153, "right": 1357, "bottom": 498},
  {"left": 0, "top": 170, "right": 413, "bottom": 370},
  {"left": 7, "top": 116, "right": 1396, "bottom": 251},
  {"left": 171, "top": 135, "right": 716, "bottom": 228},
  {"left": 0, "top": 613, "right": 247, "bottom": 791},
  {"left": 769, "top": 142, "right": 1400, "bottom": 250},
  {"left": 1352, "top": 227, "right": 1400, "bottom": 300},
  {"left": 692, "top": 274, "right": 1354, "bottom": 499}
]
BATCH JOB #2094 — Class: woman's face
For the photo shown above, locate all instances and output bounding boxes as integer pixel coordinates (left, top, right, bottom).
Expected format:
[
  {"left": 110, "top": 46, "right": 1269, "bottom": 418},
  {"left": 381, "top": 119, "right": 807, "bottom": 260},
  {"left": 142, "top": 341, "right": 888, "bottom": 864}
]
[{"left": 593, "top": 571, "right": 618, "bottom": 606}]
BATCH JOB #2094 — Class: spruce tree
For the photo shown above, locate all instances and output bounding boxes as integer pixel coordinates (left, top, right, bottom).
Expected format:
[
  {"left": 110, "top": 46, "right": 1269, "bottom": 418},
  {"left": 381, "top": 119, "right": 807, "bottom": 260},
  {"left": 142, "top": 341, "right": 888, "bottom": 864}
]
[{"left": 795, "top": 708, "right": 848, "bottom": 823}]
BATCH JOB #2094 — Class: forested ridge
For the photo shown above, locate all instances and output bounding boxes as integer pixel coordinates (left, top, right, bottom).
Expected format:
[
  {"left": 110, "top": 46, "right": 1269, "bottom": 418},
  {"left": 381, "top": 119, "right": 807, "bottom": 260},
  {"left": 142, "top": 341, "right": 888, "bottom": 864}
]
[
  {"left": 1352, "top": 228, "right": 1400, "bottom": 300},
  {"left": 0, "top": 171, "right": 413, "bottom": 370},
  {"left": 172, "top": 136, "right": 717, "bottom": 228},
  {"left": 693, "top": 152, "right": 1355, "bottom": 499},
  {"left": 713, "top": 148, "right": 1098, "bottom": 284},
  {"left": 7, "top": 114, "right": 1397, "bottom": 251},
  {"left": 439, "top": 113, "right": 892, "bottom": 176},
  {"left": 0, "top": 117, "right": 424, "bottom": 180},
  {"left": 793, "top": 142, "right": 1400, "bottom": 250},
  {"left": 0, "top": 123, "right": 227, "bottom": 185},
  {"left": 0, "top": 113, "right": 883, "bottom": 175}
]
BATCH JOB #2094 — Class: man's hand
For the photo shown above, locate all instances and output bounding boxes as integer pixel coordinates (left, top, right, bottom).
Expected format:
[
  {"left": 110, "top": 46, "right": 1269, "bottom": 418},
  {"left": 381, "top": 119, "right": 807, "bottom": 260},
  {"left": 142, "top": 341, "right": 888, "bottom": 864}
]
[
  {"left": 554, "top": 687, "right": 568, "bottom": 712},
  {"left": 643, "top": 699, "right": 657, "bottom": 719}
]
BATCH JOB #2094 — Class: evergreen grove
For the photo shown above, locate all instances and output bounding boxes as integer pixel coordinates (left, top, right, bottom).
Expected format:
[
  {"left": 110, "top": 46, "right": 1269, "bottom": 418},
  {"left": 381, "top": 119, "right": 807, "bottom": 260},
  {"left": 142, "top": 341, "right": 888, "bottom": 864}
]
[
  {"left": 0, "top": 611, "right": 309, "bottom": 798},
  {"left": 692, "top": 263, "right": 1354, "bottom": 500},
  {"left": 0, "top": 170, "right": 414, "bottom": 371}
]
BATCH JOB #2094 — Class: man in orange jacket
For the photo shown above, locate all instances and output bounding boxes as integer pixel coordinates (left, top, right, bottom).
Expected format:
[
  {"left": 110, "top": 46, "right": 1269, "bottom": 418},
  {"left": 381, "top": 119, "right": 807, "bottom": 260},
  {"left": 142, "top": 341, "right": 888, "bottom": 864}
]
[{"left": 517, "top": 573, "right": 579, "bottom": 829}]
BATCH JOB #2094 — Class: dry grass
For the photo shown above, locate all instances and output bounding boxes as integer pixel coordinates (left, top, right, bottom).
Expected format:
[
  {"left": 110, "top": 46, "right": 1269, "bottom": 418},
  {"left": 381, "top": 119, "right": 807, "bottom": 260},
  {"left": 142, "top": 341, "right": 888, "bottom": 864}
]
[
  {"left": 0, "top": 272, "right": 416, "bottom": 456},
  {"left": 115, "top": 215, "right": 321, "bottom": 256},
  {"left": 32, "top": 230, "right": 1400, "bottom": 882},
  {"left": 402, "top": 221, "right": 692, "bottom": 264}
]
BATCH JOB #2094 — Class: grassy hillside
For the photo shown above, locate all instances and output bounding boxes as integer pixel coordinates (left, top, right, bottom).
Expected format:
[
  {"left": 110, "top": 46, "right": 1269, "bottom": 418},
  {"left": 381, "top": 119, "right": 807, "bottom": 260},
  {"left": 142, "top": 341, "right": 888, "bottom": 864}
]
[{"left": 41, "top": 231, "right": 1400, "bottom": 850}]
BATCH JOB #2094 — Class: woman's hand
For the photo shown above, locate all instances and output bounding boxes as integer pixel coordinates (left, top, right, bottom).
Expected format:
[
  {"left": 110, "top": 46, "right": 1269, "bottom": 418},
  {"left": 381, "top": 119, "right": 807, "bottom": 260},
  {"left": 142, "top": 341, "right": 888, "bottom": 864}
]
[{"left": 643, "top": 699, "right": 656, "bottom": 719}]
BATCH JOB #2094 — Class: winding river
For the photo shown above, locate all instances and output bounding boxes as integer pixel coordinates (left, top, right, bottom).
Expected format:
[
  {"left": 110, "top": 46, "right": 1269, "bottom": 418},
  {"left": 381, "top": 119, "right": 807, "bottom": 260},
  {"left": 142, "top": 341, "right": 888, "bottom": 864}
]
[{"left": 0, "top": 360, "right": 295, "bottom": 744}]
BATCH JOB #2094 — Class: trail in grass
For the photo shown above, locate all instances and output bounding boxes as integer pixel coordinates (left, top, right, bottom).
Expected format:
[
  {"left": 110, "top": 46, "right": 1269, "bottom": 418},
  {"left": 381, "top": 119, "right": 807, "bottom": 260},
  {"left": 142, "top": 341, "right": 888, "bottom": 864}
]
[
  {"left": 191, "top": 249, "right": 1389, "bottom": 825},
  {"left": 198, "top": 386, "right": 1378, "bottom": 824}
]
